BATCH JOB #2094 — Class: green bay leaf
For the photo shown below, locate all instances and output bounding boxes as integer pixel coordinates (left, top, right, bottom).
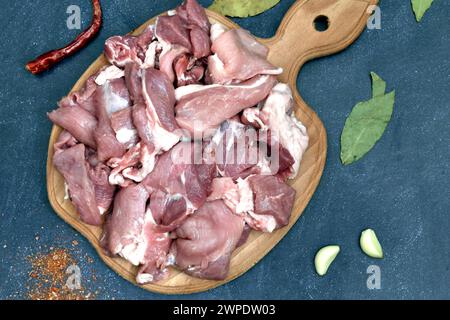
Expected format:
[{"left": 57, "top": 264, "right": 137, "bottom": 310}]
[
  {"left": 340, "top": 86, "right": 395, "bottom": 165},
  {"left": 370, "top": 72, "right": 386, "bottom": 98},
  {"left": 209, "top": 0, "right": 281, "bottom": 18},
  {"left": 411, "top": 0, "right": 434, "bottom": 22}
]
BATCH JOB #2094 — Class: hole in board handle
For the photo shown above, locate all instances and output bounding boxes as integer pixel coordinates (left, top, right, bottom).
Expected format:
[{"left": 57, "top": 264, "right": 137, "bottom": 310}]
[{"left": 313, "top": 15, "right": 329, "bottom": 32}]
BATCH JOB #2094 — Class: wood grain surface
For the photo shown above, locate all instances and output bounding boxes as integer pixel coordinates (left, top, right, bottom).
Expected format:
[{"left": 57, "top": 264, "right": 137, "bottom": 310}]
[{"left": 47, "top": 0, "right": 378, "bottom": 294}]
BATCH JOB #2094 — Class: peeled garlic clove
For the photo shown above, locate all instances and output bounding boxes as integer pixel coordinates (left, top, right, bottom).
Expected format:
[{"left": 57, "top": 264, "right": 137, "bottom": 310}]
[
  {"left": 314, "top": 245, "right": 340, "bottom": 276},
  {"left": 360, "top": 229, "right": 383, "bottom": 259}
]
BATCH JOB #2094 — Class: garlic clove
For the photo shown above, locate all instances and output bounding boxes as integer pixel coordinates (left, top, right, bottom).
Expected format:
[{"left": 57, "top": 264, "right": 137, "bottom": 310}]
[
  {"left": 360, "top": 229, "right": 383, "bottom": 259},
  {"left": 314, "top": 245, "right": 340, "bottom": 276}
]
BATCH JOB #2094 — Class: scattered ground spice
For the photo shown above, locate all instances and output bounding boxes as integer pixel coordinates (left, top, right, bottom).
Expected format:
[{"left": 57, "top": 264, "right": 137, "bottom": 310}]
[{"left": 26, "top": 248, "right": 95, "bottom": 300}]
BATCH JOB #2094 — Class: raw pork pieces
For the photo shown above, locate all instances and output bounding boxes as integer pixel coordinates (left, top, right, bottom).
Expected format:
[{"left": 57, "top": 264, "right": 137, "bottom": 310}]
[{"left": 49, "top": 0, "right": 309, "bottom": 284}]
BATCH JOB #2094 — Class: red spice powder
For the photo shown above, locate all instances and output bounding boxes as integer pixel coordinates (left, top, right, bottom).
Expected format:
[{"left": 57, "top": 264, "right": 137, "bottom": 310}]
[{"left": 26, "top": 248, "right": 95, "bottom": 300}]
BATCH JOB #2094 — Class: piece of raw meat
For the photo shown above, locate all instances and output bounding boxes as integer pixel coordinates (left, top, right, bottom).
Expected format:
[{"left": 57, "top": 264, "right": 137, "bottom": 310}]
[
  {"left": 107, "top": 142, "right": 154, "bottom": 186},
  {"left": 208, "top": 174, "right": 296, "bottom": 233},
  {"left": 101, "top": 183, "right": 149, "bottom": 264},
  {"left": 190, "top": 26, "right": 211, "bottom": 58},
  {"left": 124, "top": 63, "right": 144, "bottom": 104},
  {"left": 53, "top": 144, "right": 103, "bottom": 225},
  {"left": 155, "top": 15, "right": 192, "bottom": 52},
  {"left": 206, "top": 120, "right": 264, "bottom": 179},
  {"left": 48, "top": 105, "right": 98, "bottom": 149},
  {"left": 136, "top": 207, "right": 172, "bottom": 284},
  {"left": 110, "top": 107, "right": 139, "bottom": 149},
  {"left": 210, "top": 23, "right": 228, "bottom": 42},
  {"left": 104, "top": 25, "right": 154, "bottom": 67},
  {"left": 122, "top": 143, "right": 157, "bottom": 183},
  {"left": 243, "top": 84, "right": 309, "bottom": 178},
  {"left": 205, "top": 118, "right": 290, "bottom": 179},
  {"left": 207, "top": 177, "right": 240, "bottom": 210},
  {"left": 208, "top": 28, "right": 282, "bottom": 84},
  {"left": 58, "top": 75, "right": 98, "bottom": 115},
  {"left": 100, "top": 183, "right": 171, "bottom": 284},
  {"left": 175, "top": 75, "right": 277, "bottom": 137},
  {"left": 155, "top": 0, "right": 210, "bottom": 82},
  {"left": 176, "top": 0, "right": 211, "bottom": 33},
  {"left": 108, "top": 67, "right": 181, "bottom": 184},
  {"left": 139, "top": 68, "right": 180, "bottom": 145},
  {"left": 207, "top": 177, "right": 254, "bottom": 217},
  {"left": 141, "top": 41, "right": 161, "bottom": 69},
  {"left": 50, "top": 69, "right": 131, "bottom": 153},
  {"left": 94, "top": 78, "right": 131, "bottom": 161},
  {"left": 158, "top": 44, "right": 190, "bottom": 83},
  {"left": 108, "top": 143, "right": 141, "bottom": 186},
  {"left": 142, "top": 142, "right": 215, "bottom": 231},
  {"left": 54, "top": 130, "right": 78, "bottom": 154},
  {"left": 246, "top": 175, "right": 296, "bottom": 232},
  {"left": 54, "top": 138, "right": 115, "bottom": 216},
  {"left": 133, "top": 67, "right": 180, "bottom": 152},
  {"left": 169, "top": 200, "right": 244, "bottom": 280},
  {"left": 88, "top": 162, "right": 116, "bottom": 215},
  {"left": 94, "top": 65, "right": 125, "bottom": 86},
  {"left": 174, "top": 54, "right": 205, "bottom": 86},
  {"left": 142, "top": 68, "right": 179, "bottom": 136}
]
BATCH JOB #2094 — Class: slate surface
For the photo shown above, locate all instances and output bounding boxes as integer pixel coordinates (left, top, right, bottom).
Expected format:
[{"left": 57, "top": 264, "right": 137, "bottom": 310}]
[{"left": 0, "top": 0, "right": 449, "bottom": 300}]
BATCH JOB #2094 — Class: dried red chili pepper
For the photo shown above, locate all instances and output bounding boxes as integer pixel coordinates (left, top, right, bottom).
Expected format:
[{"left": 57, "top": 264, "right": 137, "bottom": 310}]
[{"left": 26, "top": 0, "right": 102, "bottom": 75}]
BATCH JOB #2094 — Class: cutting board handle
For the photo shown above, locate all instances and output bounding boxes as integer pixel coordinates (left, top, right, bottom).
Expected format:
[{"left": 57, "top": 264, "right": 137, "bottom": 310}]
[{"left": 263, "top": 0, "right": 378, "bottom": 83}]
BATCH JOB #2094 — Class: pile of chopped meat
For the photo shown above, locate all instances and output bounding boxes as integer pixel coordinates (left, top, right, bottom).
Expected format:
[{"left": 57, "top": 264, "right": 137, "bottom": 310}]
[{"left": 49, "top": 0, "right": 309, "bottom": 284}]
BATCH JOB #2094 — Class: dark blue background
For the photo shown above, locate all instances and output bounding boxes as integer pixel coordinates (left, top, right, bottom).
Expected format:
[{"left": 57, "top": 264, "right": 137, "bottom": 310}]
[{"left": 1, "top": 0, "right": 449, "bottom": 299}]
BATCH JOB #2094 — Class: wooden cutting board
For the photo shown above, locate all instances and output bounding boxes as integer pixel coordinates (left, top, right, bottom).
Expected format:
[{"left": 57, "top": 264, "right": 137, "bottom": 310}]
[{"left": 46, "top": 0, "right": 378, "bottom": 294}]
